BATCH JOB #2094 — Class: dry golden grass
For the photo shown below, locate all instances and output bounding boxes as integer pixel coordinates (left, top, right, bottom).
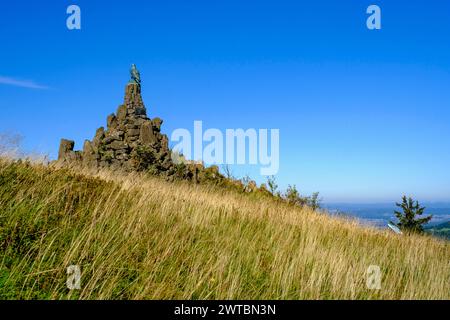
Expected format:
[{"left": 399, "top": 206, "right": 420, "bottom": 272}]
[{"left": 0, "top": 158, "right": 449, "bottom": 299}]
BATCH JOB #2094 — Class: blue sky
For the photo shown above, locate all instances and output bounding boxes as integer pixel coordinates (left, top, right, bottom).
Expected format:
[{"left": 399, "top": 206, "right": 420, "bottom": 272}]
[{"left": 1, "top": 0, "right": 450, "bottom": 203}]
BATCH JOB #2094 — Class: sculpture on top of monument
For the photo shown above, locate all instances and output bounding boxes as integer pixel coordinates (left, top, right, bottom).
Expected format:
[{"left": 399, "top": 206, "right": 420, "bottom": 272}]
[{"left": 129, "top": 64, "right": 141, "bottom": 86}]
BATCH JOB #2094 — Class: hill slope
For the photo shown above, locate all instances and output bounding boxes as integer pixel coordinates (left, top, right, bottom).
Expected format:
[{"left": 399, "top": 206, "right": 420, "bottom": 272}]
[
  {"left": 0, "top": 159, "right": 449, "bottom": 299},
  {"left": 426, "top": 222, "right": 450, "bottom": 240}
]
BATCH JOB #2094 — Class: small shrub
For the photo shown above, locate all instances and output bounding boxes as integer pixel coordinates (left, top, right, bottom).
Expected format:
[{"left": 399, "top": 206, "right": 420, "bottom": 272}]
[{"left": 131, "top": 145, "right": 156, "bottom": 171}]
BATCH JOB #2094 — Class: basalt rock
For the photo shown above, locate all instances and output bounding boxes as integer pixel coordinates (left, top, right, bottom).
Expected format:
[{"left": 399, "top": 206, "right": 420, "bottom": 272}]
[
  {"left": 56, "top": 66, "right": 174, "bottom": 175},
  {"left": 58, "top": 139, "right": 75, "bottom": 160},
  {"left": 57, "top": 138, "right": 85, "bottom": 165}
]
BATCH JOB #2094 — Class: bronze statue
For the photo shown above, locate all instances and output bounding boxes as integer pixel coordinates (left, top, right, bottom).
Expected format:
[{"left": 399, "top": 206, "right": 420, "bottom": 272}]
[{"left": 129, "top": 64, "right": 141, "bottom": 86}]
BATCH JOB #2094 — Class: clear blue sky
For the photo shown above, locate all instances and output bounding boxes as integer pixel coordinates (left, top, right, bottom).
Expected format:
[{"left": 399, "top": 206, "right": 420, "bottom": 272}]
[{"left": 1, "top": 0, "right": 450, "bottom": 203}]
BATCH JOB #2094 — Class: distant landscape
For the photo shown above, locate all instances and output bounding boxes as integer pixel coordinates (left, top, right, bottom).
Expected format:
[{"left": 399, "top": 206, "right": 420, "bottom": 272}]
[
  {"left": 325, "top": 203, "right": 450, "bottom": 239},
  {"left": 325, "top": 203, "right": 450, "bottom": 227}
]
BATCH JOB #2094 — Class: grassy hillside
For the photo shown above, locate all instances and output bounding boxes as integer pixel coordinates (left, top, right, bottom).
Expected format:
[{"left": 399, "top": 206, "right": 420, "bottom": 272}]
[{"left": 0, "top": 159, "right": 449, "bottom": 299}]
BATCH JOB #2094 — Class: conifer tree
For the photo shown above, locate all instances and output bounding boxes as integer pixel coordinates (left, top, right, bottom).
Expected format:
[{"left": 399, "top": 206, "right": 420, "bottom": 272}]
[{"left": 392, "top": 196, "right": 432, "bottom": 234}]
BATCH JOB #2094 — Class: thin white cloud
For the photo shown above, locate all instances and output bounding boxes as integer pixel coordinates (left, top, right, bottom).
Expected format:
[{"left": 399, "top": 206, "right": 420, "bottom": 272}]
[{"left": 0, "top": 76, "right": 49, "bottom": 90}]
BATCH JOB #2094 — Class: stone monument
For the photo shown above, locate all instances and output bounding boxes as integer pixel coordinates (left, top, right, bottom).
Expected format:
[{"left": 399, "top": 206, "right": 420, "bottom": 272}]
[{"left": 57, "top": 65, "right": 174, "bottom": 175}]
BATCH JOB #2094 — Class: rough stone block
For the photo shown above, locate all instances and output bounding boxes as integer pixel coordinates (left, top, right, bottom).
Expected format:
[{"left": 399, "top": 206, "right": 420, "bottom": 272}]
[
  {"left": 152, "top": 118, "right": 163, "bottom": 132},
  {"left": 110, "top": 141, "right": 128, "bottom": 150},
  {"left": 140, "top": 120, "right": 157, "bottom": 145},
  {"left": 58, "top": 139, "right": 75, "bottom": 160},
  {"left": 107, "top": 114, "right": 117, "bottom": 129}
]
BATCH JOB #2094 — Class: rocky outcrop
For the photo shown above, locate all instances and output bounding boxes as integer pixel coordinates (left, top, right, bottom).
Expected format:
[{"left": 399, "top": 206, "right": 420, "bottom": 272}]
[{"left": 57, "top": 68, "right": 174, "bottom": 176}]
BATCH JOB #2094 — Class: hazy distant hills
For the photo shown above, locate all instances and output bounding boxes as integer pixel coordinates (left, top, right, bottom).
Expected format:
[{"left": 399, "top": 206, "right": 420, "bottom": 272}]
[
  {"left": 425, "top": 221, "right": 450, "bottom": 240},
  {"left": 324, "top": 203, "right": 450, "bottom": 230}
]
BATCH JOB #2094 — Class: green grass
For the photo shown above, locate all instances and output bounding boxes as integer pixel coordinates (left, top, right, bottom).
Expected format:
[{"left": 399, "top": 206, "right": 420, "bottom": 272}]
[{"left": 0, "top": 159, "right": 449, "bottom": 299}]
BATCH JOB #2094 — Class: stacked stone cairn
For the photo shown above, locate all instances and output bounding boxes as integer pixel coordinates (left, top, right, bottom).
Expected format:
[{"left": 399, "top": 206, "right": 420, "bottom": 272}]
[{"left": 57, "top": 70, "right": 174, "bottom": 176}]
